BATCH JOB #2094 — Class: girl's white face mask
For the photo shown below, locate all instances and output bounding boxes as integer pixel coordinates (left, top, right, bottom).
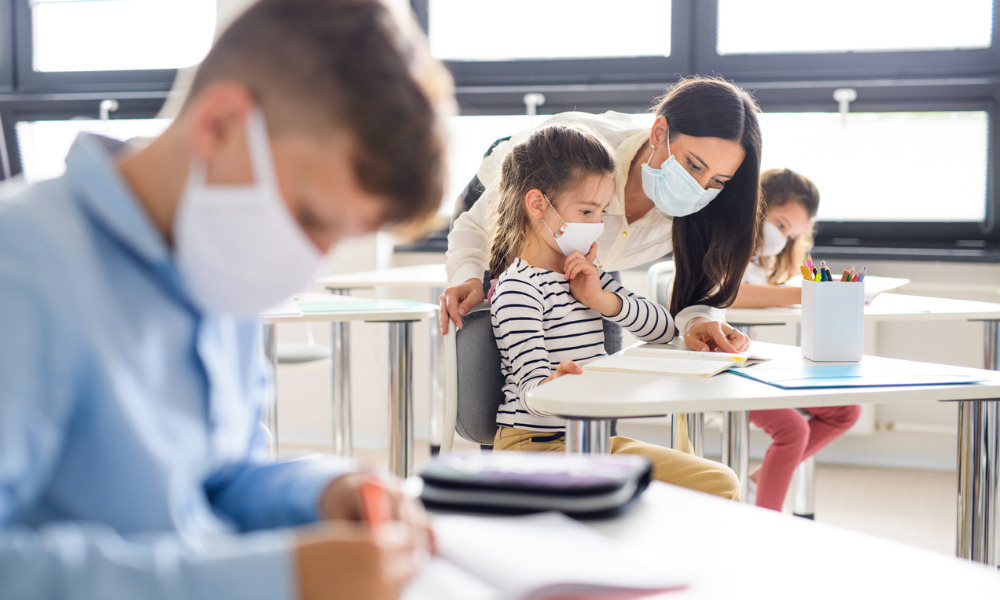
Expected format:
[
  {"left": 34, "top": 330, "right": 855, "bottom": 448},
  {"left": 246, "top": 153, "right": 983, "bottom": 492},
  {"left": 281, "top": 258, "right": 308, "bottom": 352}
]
[
  {"left": 173, "top": 108, "right": 323, "bottom": 316},
  {"left": 756, "top": 220, "right": 789, "bottom": 257},
  {"left": 640, "top": 130, "right": 722, "bottom": 217},
  {"left": 540, "top": 194, "right": 604, "bottom": 257}
]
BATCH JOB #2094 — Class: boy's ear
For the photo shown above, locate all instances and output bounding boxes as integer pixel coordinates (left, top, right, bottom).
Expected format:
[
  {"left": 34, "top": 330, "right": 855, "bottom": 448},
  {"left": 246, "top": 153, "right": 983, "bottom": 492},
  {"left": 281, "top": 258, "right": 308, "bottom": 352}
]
[
  {"left": 524, "top": 189, "right": 547, "bottom": 220},
  {"left": 185, "top": 82, "right": 256, "bottom": 164}
]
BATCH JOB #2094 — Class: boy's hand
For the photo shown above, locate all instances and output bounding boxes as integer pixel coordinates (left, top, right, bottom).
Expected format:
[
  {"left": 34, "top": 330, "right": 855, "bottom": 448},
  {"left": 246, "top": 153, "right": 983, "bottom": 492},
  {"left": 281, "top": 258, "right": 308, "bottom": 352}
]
[
  {"left": 564, "top": 244, "right": 621, "bottom": 317},
  {"left": 296, "top": 521, "right": 427, "bottom": 600}
]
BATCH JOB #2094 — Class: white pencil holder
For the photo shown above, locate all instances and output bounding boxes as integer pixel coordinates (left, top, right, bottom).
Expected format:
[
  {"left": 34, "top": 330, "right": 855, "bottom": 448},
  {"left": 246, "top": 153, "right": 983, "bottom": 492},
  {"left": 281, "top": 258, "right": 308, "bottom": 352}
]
[{"left": 801, "top": 279, "right": 864, "bottom": 362}]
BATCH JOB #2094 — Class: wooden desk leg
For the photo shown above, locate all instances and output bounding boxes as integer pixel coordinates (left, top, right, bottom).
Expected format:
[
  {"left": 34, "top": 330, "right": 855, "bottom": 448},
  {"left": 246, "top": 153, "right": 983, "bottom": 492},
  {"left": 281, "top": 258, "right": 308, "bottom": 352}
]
[
  {"left": 261, "top": 323, "right": 278, "bottom": 451},
  {"left": 330, "top": 289, "right": 352, "bottom": 457},
  {"left": 388, "top": 321, "right": 415, "bottom": 477},
  {"left": 565, "top": 419, "right": 611, "bottom": 454},
  {"left": 429, "top": 286, "right": 445, "bottom": 455},
  {"left": 722, "top": 410, "right": 750, "bottom": 503}
]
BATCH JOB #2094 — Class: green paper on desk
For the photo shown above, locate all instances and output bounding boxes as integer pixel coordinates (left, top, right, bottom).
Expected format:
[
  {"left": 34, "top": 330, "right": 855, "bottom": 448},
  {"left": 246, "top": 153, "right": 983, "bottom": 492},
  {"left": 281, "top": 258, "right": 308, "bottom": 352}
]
[{"left": 732, "top": 363, "right": 987, "bottom": 389}]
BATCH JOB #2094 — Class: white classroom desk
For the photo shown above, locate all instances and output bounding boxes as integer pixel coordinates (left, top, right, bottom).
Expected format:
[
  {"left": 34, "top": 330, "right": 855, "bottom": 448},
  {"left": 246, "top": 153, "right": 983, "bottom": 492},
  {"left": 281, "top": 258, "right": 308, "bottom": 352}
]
[
  {"left": 260, "top": 293, "right": 436, "bottom": 477},
  {"left": 317, "top": 264, "right": 449, "bottom": 451},
  {"left": 588, "top": 481, "right": 1000, "bottom": 598},
  {"left": 526, "top": 341, "right": 1000, "bottom": 566},
  {"left": 728, "top": 292, "right": 1000, "bottom": 562}
]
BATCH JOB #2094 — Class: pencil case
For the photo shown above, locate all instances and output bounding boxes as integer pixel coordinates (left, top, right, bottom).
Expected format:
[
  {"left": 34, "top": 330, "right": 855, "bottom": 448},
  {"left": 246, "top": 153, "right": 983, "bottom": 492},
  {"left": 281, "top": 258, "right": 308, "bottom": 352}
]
[{"left": 418, "top": 451, "right": 652, "bottom": 518}]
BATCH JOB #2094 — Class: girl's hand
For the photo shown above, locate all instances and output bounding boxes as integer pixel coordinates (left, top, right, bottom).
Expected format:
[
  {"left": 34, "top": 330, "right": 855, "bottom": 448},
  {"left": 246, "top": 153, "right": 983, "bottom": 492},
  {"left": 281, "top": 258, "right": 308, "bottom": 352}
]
[
  {"left": 540, "top": 359, "right": 584, "bottom": 385},
  {"left": 564, "top": 244, "right": 621, "bottom": 316},
  {"left": 684, "top": 318, "right": 751, "bottom": 353}
]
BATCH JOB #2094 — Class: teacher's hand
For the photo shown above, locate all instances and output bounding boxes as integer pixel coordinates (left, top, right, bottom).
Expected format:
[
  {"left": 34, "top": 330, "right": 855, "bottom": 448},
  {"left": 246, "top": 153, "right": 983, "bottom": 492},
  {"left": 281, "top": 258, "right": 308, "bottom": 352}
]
[
  {"left": 684, "top": 318, "right": 750, "bottom": 353},
  {"left": 439, "top": 278, "right": 484, "bottom": 335}
]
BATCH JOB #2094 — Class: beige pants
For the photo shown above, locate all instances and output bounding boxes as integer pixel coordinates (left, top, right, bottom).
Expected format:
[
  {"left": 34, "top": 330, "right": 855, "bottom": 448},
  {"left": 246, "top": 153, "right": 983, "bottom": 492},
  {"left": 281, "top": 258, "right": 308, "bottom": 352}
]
[{"left": 493, "top": 426, "right": 740, "bottom": 501}]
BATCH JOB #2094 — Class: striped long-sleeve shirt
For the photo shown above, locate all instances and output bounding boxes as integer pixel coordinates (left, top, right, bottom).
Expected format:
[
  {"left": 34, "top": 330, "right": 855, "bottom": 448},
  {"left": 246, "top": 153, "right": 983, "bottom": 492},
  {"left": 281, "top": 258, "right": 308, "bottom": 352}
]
[{"left": 492, "top": 258, "right": 675, "bottom": 431}]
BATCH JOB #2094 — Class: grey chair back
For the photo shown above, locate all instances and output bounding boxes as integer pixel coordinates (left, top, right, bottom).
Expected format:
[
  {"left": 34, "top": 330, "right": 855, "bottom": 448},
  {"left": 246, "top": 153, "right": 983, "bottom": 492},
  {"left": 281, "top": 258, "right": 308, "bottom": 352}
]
[{"left": 455, "top": 309, "right": 506, "bottom": 446}]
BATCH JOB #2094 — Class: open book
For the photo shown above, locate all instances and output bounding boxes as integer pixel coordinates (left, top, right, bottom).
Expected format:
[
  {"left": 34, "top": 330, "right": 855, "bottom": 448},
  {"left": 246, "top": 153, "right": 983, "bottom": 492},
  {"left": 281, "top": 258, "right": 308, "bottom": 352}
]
[
  {"left": 861, "top": 275, "right": 910, "bottom": 305},
  {"left": 402, "top": 512, "right": 687, "bottom": 600},
  {"left": 585, "top": 342, "right": 771, "bottom": 378}
]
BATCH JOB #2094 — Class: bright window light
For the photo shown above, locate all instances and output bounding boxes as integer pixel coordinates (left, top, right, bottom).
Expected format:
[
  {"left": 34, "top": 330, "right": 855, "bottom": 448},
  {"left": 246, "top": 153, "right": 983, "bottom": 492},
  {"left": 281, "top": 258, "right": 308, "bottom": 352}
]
[
  {"left": 759, "top": 111, "right": 988, "bottom": 222},
  {"left": 428, "top": 0, "right": 671, "bottom": 61},
  {"left": 31, "top": 0, "right": 216, "bottom": 72},
  {"left": 16, "top": 118, "right": 171, "bottom": 182},
  {"left": 718, "top": 0, "right": 992, "bottom": 55}
]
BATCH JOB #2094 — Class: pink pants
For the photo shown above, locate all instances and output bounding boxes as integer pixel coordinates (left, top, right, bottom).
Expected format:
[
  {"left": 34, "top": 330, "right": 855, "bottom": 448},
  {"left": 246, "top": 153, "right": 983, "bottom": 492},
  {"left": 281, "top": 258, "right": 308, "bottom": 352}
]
[{"left": 750, "top": 405, "right": 862, "bottom": 511}]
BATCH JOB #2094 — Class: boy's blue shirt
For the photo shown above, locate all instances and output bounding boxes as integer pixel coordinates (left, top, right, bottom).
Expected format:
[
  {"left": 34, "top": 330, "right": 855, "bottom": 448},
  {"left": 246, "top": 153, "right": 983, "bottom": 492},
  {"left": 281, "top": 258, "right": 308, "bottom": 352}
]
[{"left": 0, "top": 133, "right": 352, "bottom": 600}]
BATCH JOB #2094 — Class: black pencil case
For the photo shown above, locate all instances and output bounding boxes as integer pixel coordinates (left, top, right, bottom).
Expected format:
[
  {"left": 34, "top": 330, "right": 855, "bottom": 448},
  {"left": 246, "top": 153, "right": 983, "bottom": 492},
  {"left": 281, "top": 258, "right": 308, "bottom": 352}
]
[{"left": 418, "top": 451, "right": 653, "bottom": 518}]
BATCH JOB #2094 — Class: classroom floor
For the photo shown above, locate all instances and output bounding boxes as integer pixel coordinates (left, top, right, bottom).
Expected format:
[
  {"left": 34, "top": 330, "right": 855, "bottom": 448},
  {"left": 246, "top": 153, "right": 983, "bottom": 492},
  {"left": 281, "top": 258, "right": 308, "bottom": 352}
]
[{"left": 281, "top": 438, "right": 960, "bottom": 557}]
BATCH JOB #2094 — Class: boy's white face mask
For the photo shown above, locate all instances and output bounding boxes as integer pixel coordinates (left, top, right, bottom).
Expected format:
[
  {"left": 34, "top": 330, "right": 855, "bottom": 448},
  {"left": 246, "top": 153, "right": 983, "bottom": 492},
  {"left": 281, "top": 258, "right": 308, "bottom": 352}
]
[
  {"left": 173, "top": 107, "right": 323, "bottom": 316},
  {"left": 540, "top": 194, "right": 604, "bottom": 257}
]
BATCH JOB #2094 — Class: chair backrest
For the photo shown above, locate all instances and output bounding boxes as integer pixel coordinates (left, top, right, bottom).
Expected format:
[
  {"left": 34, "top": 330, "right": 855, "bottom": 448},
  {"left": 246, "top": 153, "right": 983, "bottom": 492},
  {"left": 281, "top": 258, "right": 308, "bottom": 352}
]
[
  {"left": 441, "top": 305, "right": 506, "bottom": 450},
  {"left": 646, "top": 260, "right": 675, "bottom": 308}
]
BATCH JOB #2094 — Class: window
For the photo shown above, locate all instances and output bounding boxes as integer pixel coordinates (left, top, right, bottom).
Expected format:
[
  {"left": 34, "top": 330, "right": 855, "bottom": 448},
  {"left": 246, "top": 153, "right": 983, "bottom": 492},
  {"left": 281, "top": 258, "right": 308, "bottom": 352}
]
[
  {"left": 717, "top": 0, "right": 992, "bottom": 55},
  {"left": 415, "top": 0, "right": 1000, "bottom": 258},
  {"left": 695, "top": 1, "right": 1000, "bottom": 80},
  {"left": 416, "top": 0, "right": 689, "bottom": 86},
  {"left": 30, "top": 0, "right": 214, "bottom": 72},
  {"left": 428, "top": 0, "right": 671, "bottom": 61},
  {"left": 14, "top": 0, "right": 217, "bottom": 92},
  {"left": 760, "top": 111, "right": 989, "bottom": 223},
  {"left": 15, "top": 117, "right": 170, "bottom": 182},
  {"left": 441, "top": 114, "right": 533, "bottom": 214}
]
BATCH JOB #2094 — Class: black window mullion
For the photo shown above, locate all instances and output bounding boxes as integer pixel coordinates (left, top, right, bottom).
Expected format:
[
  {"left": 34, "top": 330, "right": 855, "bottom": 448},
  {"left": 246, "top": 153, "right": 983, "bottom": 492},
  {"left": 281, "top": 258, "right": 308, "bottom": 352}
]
[{"left": 0, "top": 0, "right": 12, "bottom": 92}]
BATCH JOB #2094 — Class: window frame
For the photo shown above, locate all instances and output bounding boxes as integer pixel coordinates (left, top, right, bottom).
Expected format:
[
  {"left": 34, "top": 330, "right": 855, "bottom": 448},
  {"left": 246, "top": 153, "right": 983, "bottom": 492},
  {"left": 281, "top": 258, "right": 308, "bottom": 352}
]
[
  {"left": 692, "top": 1, "right": 1000, "bottom": 81},
  {"left": 749, "top": 82, "right": 1000, "bottom": 260},
  {"left": 0, "top": 92, "right": 167, "bottom": 178},
  {"left": 413, "top": 0, "right": 695, "bottom": 88},
  {"left": 12, "top": 0, "right": 187, "bottom": 94},
  {"left": 412, "top": 0, "right": 1000, "bottom": 260},
  {"left": 0, "top": 0, "right": 12, "bottom": 92}
]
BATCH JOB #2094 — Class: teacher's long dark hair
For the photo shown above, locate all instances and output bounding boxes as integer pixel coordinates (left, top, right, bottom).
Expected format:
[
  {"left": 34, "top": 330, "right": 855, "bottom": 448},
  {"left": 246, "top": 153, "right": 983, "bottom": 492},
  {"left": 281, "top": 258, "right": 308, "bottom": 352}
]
[{"left": 656, "top": 77, "right": 764, "bottom": 316}]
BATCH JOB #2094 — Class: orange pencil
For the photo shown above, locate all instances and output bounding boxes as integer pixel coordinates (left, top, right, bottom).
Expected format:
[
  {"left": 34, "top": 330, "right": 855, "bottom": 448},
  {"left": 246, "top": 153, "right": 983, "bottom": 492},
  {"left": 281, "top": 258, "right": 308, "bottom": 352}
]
[{"left": 358, "top": 476, "right": 390, "bottom": 529}]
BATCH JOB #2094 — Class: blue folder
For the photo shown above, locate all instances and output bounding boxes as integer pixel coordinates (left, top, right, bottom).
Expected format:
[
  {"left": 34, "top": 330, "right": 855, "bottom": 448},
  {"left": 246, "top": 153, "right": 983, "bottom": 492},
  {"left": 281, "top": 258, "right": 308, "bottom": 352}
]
[{"left": 731, "top": 363, "right": 987, "bottom": 389}]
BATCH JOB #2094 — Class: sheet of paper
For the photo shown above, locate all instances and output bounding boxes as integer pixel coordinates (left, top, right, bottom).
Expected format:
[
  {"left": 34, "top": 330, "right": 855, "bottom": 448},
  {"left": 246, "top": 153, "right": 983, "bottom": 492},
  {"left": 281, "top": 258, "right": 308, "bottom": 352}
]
[
  {"left": 429, "top": 512, "right": 687, "bottom": 600},
  {"left": 400, "top": 556, "right": 500, "bottom": 600},
  {"left": 261, "top": 297, "right": 302, "bottom": 317},
  {"left": 586, "top": 354, "right": 732, "bottom": 377}
]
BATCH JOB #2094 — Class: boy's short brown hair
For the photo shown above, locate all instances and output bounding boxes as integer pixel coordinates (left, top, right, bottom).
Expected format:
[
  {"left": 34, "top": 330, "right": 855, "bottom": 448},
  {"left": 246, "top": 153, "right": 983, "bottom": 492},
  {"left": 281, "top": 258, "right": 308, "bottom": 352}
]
[{"left": 183, "top": 0, "right": 454, "bottom": 230}]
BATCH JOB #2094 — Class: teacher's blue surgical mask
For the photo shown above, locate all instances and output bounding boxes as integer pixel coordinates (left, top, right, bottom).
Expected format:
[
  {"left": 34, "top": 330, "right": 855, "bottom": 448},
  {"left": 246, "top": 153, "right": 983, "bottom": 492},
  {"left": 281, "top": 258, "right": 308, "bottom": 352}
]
[{"left": 640, "top": 132, "right": 722, "bottom": 218}]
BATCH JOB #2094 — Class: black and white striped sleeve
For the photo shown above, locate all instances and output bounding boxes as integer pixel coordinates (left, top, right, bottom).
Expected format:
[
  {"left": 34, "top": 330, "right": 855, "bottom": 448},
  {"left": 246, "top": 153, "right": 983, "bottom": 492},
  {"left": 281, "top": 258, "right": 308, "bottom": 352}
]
[{"left": 600, "top": 271, "right": 675, "bottom": 343}]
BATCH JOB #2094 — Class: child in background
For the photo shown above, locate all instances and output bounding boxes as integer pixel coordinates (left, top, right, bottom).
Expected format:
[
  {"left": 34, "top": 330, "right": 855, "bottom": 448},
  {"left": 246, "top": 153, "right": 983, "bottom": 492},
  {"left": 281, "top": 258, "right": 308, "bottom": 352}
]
[
  {"left": 488, "top": 125, "right": 740, "bottom": 499},
  {"left": 732, "top": 168, "right": 818, "bottom": 308},
  {"left": 733, "top": 168, "right": 861, "bottom": 511}
]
